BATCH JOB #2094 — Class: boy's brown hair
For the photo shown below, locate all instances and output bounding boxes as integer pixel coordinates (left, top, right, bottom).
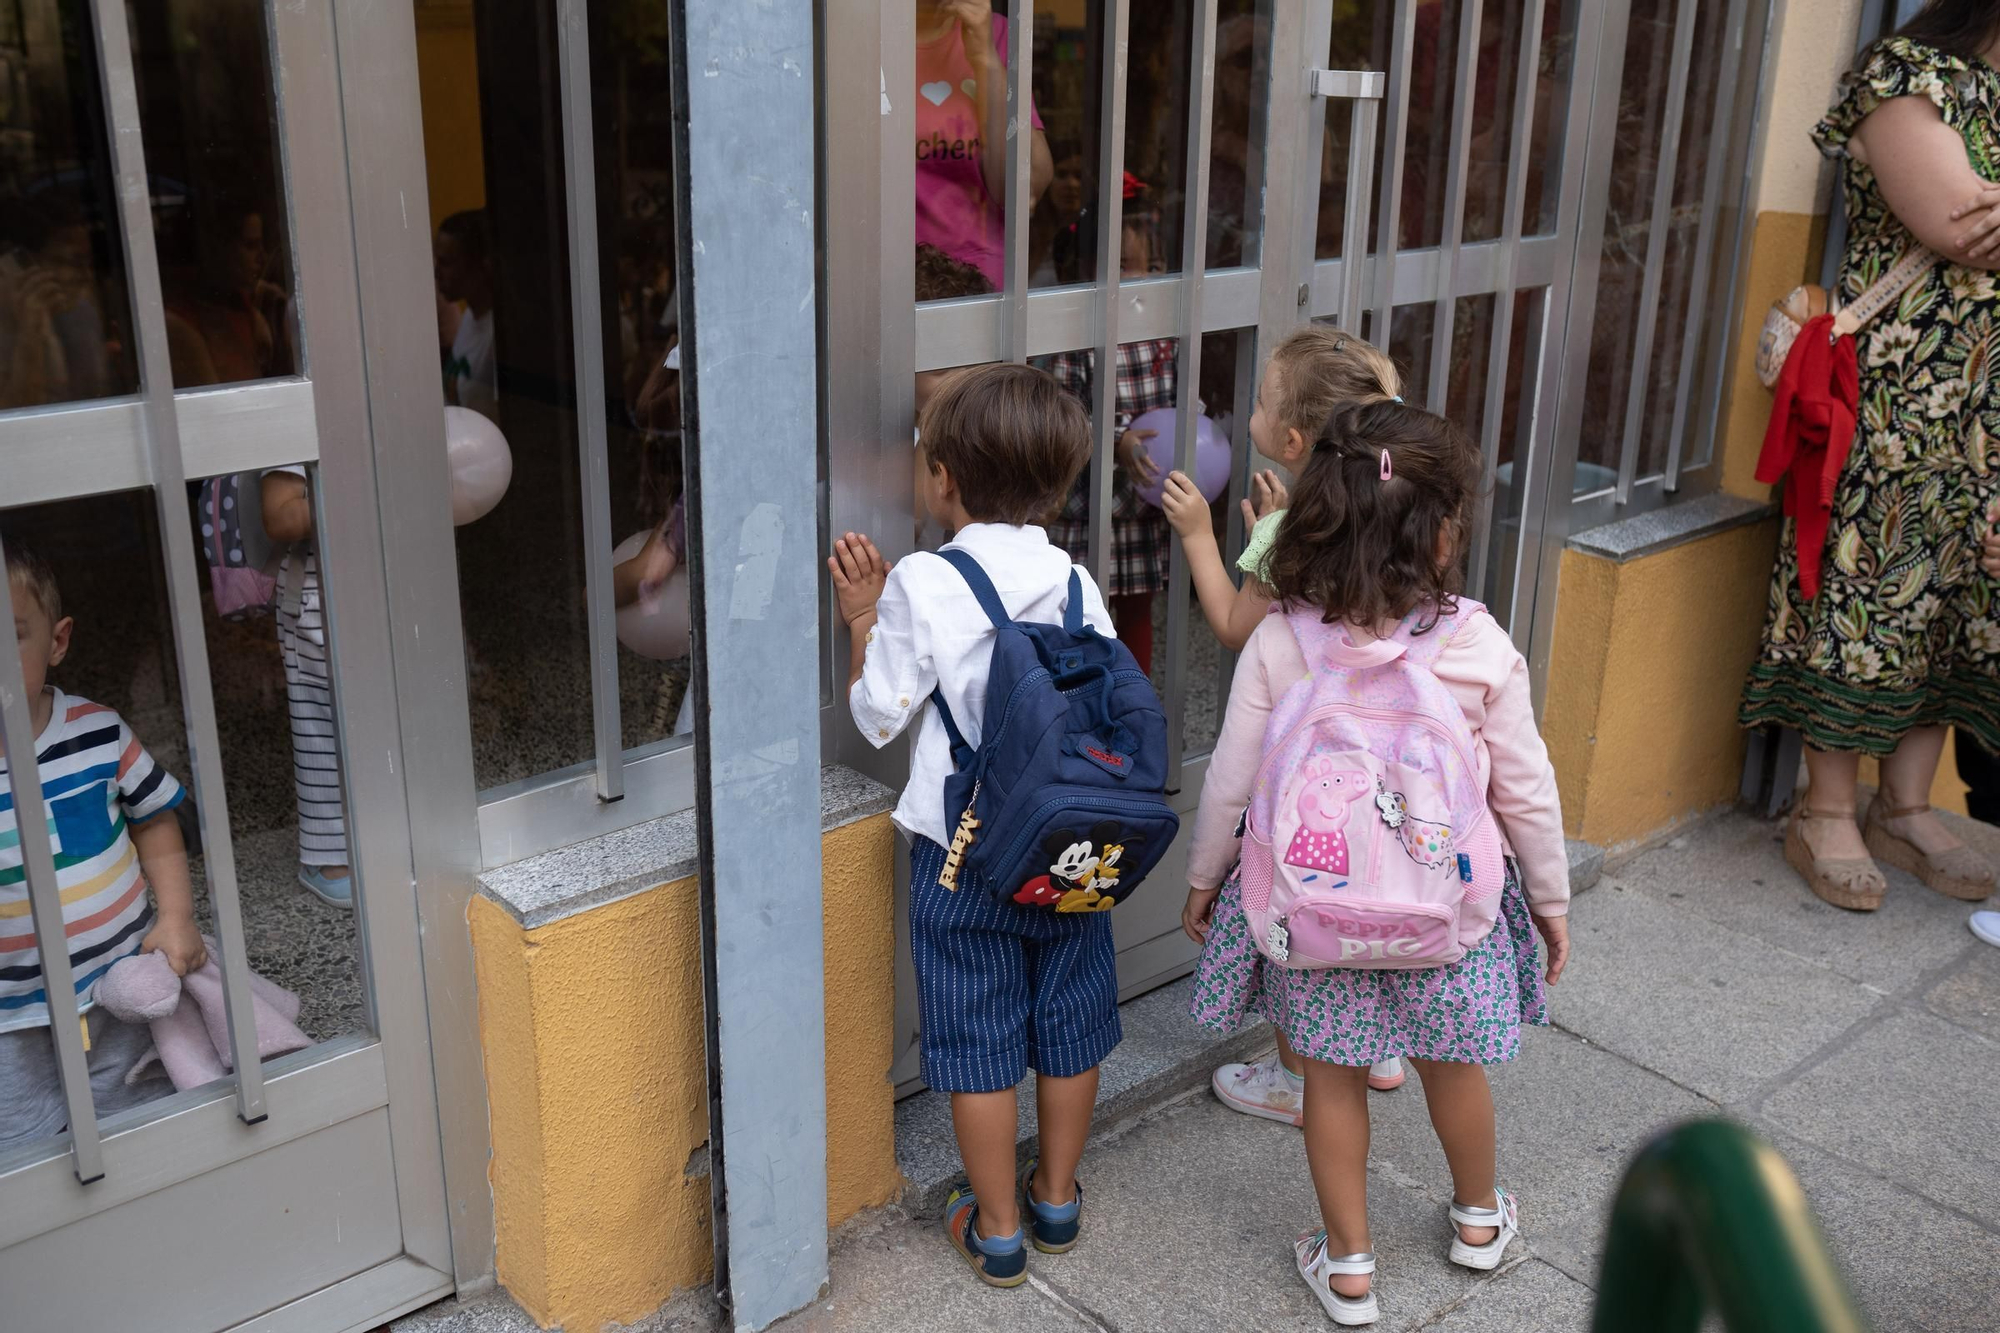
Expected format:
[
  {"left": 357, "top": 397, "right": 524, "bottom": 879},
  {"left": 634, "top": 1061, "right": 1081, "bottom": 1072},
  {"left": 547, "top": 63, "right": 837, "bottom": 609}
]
[
  {"left": 917, "top": 363, "right": 1090, "bottom": 526},
  {"left": 1267, "top": 326, "right": 1401, "bottom": 438},
  {"left": 3, "top": 540, "right": 62, "bottom": 625},
  {"left": 1265, "top": 400, "right": 1480, "bottom": 635},
  {"left": 914, "top": 243, "right": 993, "bottom": 302}
]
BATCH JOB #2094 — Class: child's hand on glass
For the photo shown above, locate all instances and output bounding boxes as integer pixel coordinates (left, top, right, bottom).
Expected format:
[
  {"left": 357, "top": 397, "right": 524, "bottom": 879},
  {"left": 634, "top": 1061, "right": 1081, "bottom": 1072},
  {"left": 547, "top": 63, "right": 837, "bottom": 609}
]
[
  {"left": 1982, "top": 498, "right": 2000, "bottom": 578},
  {"left": 1532, "top": 913, "right": 1569, "bottom": 985},
  {"left": 1160, "top": 470, "right": 1211, "bottom": 542},
  {"left": 1243, "top": 468, "right": 1288, "bottom": 525},
  {"left": 828, "top": 532, "right": 890, "bottom": 626},
  {"left": 1181, "top": 883, "right": 1221, "bottom": 944},
  {"left": 143, "top": 912, "right": 208, "bottom": 977},
  {"left": 1115, "top": 427, "right": 1161, "bottom": 489}
]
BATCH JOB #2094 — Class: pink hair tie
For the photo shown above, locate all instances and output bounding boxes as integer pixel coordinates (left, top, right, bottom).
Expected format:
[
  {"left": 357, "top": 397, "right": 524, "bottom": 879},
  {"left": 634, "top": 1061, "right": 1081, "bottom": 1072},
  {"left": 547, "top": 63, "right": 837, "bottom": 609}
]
[{"left": 1379, "top": 449, "right": 1393, "bottom": 482}]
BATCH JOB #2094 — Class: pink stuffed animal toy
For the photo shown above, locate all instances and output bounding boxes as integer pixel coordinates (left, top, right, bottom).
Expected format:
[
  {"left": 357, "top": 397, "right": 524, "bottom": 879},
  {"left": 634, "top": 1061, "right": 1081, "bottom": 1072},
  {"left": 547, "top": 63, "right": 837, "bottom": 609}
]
[
  {"left": 1284, "top": 758, "right": 1369, "bottom": 875},
  {"left": 93, "top": 937, "right": 312, "bottom": 1091}
]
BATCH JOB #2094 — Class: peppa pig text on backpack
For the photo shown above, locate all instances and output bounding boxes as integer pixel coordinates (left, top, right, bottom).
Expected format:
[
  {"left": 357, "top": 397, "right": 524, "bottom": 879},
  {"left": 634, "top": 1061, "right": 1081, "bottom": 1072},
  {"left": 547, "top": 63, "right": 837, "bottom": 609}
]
[{"left": 1237, "top": 606, "right": 1506, "bottom": 971}]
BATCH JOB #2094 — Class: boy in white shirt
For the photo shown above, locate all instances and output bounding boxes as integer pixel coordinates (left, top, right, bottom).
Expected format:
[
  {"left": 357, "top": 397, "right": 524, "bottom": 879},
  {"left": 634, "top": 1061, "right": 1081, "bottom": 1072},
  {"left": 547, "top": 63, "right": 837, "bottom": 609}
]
[{"left": 829, "top": 363, "right": 1119, "bottom": 1288}]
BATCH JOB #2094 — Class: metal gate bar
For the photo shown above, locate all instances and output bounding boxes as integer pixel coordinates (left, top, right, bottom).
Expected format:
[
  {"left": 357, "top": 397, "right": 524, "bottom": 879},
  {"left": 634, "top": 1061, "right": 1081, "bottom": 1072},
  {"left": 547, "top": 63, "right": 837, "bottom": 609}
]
[
  {"left": 0, "top": 540, "right": 102, "bottom": 1183},
  {"left": 1163, "top": 0, "right": 1222, "bottom": 781},
  {"left": 556, "top": 0, "right": 627, "bottom": 805},
  {"left": 1003, "top": 0, "right": 1036, "bottom": 363},
  {"left": 1468, "top": 0, "right": 1549, "bottom": 602},
  {"left": 1086, "top": 0, "right": 1134, "bottom": 588},
  {"left": 1614, "top": 0, "right": 1700, "bottom": 504},
  {"left": 1366, "top": 0, "right": 1418, "bottom": 345},
  {"left": 89, "top": 0, "right": 268, "bottom": 1124},
  {"left": 1426, "top": 0, "right": 1485, "bottom": 415}
]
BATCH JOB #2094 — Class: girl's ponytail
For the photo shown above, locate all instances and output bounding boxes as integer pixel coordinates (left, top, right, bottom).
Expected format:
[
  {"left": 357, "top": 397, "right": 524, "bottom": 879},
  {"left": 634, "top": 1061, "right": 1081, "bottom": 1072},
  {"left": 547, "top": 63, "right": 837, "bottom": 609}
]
[{"left": 1267, "top": 327, "right": 1401, "bottom": 442}]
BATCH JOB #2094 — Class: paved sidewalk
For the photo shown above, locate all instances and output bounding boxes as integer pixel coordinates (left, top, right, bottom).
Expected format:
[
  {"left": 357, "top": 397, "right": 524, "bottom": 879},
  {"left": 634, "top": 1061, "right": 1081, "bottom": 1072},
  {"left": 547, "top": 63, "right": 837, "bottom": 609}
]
[{"left": 765, "top": 808, "right": 2000, "bottom": 1333}]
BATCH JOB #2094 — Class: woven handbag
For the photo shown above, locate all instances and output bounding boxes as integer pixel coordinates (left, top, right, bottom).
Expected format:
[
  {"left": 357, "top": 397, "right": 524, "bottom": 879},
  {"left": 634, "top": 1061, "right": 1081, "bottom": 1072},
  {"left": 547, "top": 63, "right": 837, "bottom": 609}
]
[{"left": 1756, "top": 246, "right": 1936, "bottom": 390}]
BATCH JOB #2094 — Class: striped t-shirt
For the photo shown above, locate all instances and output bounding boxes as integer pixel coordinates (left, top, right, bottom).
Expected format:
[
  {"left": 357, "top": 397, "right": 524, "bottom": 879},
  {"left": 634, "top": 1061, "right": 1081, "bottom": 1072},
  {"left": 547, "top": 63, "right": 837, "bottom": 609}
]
[{"left": 1, "top": 690, "right": 185, "bottom": 1032}]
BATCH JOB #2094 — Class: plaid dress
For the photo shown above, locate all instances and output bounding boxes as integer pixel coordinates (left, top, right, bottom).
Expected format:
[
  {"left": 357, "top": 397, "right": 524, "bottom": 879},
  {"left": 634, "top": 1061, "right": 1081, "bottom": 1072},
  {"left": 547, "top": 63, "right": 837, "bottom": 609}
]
[{"left": 1045, "top": 339, "right": 1177, "bottom": 599}]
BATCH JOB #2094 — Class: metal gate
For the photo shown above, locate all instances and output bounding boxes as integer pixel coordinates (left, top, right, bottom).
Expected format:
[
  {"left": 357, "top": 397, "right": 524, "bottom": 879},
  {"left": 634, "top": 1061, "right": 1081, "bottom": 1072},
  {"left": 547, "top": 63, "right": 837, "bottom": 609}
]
[
  {"left": 825, "top": 0, "right": 1621, "bottom": 1091},
  {"left": 0, "top": 1, "right": 486, "bottom": 1328}
]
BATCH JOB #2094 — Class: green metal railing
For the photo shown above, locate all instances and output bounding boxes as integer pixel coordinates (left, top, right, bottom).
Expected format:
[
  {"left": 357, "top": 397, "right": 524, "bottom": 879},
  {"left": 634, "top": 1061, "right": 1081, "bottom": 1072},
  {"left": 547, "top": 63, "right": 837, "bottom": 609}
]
[{"left": 1592, "top": 1120, "right": 1870, "bottom": 1332}]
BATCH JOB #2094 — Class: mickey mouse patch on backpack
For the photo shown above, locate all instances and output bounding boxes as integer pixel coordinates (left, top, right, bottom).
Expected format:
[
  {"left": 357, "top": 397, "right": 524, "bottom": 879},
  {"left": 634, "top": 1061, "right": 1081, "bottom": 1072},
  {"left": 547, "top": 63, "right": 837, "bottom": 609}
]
[{"left": 1012, "top": 822, "right": 1142, "bottom": 912}]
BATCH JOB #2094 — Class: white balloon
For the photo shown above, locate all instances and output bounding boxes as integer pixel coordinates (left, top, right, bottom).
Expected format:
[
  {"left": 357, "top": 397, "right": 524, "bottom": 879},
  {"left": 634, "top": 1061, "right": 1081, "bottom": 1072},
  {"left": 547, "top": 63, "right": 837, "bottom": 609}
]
[
  {"left": 612, "top": 529, "right": 693, "bottom": 660},
  {"left": 444, "top": 406, "right": 513, "bottom": 526}
]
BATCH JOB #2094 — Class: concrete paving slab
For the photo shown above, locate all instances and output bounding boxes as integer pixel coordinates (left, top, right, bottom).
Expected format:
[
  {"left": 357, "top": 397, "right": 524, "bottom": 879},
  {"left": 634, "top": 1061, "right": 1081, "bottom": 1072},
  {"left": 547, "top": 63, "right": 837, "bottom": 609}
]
[
  {"left": 1924, "top": 938, "right": 2000, "bottom": 1042},
  {"left": 1419, "top": 1258, "right": 1595, "bottom": 1332},
  {"left": 1612, "top": 814, "right": 1980, "bottom": 998},
  {"left": 773, "top": 1210, "right": 1088, "bottom": 1333},
  {"left": 1762, "top": 1009, "right": 2000, "bottom": 1233},
  {"left": 893, "top": 976, "right": 1271, "bottom": 1212},
  {"left": 1556, "top": 880, "right": 1880, "bottom": 1104},
  {"left": 1764, "top": 1127, "right": 2000, "bottom": 1333},
  {"left": 1027, "top": 1091, "right": 1512, "bottom": 1333}
]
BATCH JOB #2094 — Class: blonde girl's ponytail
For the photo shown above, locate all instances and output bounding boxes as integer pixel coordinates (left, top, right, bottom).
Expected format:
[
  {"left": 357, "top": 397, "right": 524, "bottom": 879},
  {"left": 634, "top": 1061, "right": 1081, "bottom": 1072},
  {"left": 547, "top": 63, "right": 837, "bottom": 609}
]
[{"left": 1267, "top": 327, "right": 1401, "bottom": 441}]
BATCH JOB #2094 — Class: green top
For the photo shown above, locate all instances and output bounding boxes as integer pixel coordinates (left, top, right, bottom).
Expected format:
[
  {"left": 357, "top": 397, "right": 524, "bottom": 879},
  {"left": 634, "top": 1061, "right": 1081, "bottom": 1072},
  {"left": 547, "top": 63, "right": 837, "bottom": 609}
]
[{"left": 1237, "top": 509, "right": 1286, "bottom": 586}]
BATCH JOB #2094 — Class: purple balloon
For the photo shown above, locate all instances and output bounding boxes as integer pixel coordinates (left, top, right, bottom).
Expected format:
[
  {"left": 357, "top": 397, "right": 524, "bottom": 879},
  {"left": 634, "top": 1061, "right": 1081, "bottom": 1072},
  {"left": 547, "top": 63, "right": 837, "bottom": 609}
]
[{"left": 1129, "top": 407, "right": 1232, "bottom": 509}]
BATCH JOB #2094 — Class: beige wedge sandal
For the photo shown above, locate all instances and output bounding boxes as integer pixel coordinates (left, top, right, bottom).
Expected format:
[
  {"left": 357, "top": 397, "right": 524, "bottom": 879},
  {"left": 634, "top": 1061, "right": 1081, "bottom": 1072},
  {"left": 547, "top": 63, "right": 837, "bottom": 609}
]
[
  {"left": 1784, "top": 806, "right": 1886, "bottom": 911},
  {"left": 1863, "top": 798, "right": 1996, "bottom": 902}
]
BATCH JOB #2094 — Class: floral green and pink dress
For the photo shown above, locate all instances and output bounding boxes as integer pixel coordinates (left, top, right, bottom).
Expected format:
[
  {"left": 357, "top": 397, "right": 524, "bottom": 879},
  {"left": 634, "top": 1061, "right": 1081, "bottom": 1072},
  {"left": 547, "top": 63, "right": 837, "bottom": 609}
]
[{"left": 1741, "top": 40, "right": 2000, "bottom": 752}]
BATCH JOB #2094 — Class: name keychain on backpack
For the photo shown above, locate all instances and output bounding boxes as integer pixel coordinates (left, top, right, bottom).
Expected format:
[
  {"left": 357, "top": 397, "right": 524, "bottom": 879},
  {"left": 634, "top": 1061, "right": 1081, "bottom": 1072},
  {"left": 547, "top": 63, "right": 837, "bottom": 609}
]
[{"left": 938, "top": 783, "right": 982, "bottom": 892}]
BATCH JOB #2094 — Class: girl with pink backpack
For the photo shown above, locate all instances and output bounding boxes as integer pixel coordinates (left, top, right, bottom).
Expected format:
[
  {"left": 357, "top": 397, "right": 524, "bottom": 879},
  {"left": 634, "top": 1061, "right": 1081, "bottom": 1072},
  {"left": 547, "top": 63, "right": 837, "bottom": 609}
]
[{"left": 1180, "top": 398, "right": 1571, "bottom": 1326}]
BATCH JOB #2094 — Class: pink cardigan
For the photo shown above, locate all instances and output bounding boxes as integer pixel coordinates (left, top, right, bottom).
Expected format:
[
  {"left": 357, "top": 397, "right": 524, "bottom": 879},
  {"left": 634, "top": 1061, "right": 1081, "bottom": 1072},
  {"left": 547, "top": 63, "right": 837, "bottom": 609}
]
[{"left": 1188, "top": 609, "right": 1571, "bottom": 917}]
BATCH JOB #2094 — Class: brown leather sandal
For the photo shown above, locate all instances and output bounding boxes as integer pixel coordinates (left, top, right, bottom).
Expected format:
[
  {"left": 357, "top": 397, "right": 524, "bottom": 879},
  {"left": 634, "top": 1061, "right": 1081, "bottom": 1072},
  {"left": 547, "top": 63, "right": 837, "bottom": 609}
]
[
  {"left": 1863, "top": 798, "right": 1996, "bottom": 902},
  {"left": 1785, "top": 806, "right": 1886, "bottom": 911}
]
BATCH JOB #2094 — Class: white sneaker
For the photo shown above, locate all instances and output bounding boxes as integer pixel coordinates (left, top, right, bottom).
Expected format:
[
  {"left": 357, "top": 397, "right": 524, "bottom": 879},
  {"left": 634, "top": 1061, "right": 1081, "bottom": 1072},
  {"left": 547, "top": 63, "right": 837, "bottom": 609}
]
[
  {"left": 1212, "top": 1057, "right": 1306, "bottom": 1126},
  {"left": 1367, "top": 1057, "right": 1404, "bottom": 1091},
  {"left": 1972, "top": 911, "right": 2000, "bottom": 948}
]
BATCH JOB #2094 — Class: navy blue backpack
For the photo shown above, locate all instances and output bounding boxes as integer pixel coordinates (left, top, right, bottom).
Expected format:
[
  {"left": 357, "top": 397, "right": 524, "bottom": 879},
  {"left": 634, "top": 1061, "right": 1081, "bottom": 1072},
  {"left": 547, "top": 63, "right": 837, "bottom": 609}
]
[{"left": 930, "top": 549, "right": 1180, "bottom": 911}]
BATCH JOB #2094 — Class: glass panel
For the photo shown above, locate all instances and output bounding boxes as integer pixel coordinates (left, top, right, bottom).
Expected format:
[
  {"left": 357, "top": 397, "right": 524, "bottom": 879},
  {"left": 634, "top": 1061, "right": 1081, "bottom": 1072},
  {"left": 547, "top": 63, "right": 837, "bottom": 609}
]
[
  {"left": 1041, "top": 336, "right": 1178, "bottom": 674},
  {"left": 0, "top": 0, "right": 139, "bottom": 409},
  {"left": 1480, "top": 287, "right": 1546, "bottom": 624},
  {"left": 1025, "top": 0, "right": 1103, "bottom": 289},
  {"left": 134, "top": 0, "right": 299, "bottom": 389},
  {"left": 2, "top": 482, "right": 371, "bottom": 1160},
  {"left": 591, "top": 7, "right": 694, "bottom": 752},
  {"left": 1445, "top": 292, "right": 1497, "bottom": 440},
  {"left": 913, "top": 0, "right": 1046, "bottom": 295},
  {"left": 1387, "top": 302, "right": 1436, "bottom": 408},
  {"left": 413, "top": 0, "right": 597, "bottom": 790},
  {"left": 1207, "top": 0, "right": 1267, "bottom": 270},
  {"left": 1637, "top": 0, "right": 1729, "bottom": 480},
  {"left": 1396, "top": 0, "right": 1471, "bottom": 255},
  {"left": 1572, "top": 0, "right": 1688, "bottom": 491},
  {"left": 1317, "top": 1, "right": 1388, "bottom": 261},
  {"left": 1181, "top": 327, "right": 1250, "bottom": 757},
  {"left": 1530, "top": 0, "right": 1578, "bottom": 236},
  {"left": 1461, "top": 0, "right": 1536, "bottom": 245},
  {"left": 1127, "top": 3, "right": 1194, "bottom": 277}
]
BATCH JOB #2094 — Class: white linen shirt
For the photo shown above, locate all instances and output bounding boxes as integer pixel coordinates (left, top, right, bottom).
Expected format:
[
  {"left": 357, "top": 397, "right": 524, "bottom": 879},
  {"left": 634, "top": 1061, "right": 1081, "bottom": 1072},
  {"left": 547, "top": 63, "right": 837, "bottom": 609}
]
[{"left": 851, "top": 522, "right": 1115, "bottom": 846}]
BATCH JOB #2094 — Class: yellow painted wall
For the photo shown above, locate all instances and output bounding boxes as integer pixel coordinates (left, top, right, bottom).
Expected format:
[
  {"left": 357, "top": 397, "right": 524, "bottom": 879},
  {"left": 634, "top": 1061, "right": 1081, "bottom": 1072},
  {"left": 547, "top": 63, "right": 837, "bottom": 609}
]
[
  {"left": 1546, "top": 520, "right": 1782, "bottom": 847},
  {"left": 469, "top": 811, "right": 901, "bottom": 1332},
  {"left": 415, "top": 4, "right": 488, "bottom": 227}
]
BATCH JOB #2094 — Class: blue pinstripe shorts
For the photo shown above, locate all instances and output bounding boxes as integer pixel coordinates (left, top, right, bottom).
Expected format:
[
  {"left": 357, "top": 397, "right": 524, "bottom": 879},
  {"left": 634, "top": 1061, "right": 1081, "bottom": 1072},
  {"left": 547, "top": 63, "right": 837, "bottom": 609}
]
[{"left": 909, "top": 836, "right": 1122, "bottom": 1093}]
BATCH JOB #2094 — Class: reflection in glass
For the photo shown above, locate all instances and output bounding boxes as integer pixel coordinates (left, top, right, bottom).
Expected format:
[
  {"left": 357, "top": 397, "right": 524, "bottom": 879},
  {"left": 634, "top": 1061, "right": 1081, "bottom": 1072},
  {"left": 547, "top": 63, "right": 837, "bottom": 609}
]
[
  {"left": 1, "top": 533, "right": 185, "bottom": 1154},
  {"left": 1178, "top": 329, "right": 1250, "bottom": 757},
  {"left": 1045, "top": 331, "right": 1181, "bottom": 679},
  {"left": 1478, "top": 289, "right": 1545, "bottom": 619},
  {"left": 133, "top": 0, "right": 298, "bottom": 388},
  {"left": 914, "top": 1, "right": 1050, "bottom": 294},
  {"left": 0, "top": 0, "right": 138, "bottom": 409}
]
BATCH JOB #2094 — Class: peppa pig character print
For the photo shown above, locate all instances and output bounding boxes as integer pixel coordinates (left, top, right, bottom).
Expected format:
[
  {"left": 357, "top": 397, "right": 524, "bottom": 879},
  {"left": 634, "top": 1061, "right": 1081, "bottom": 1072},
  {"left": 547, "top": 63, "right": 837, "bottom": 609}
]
[{"left": 1284, "top": 758, "right": 1370, "bottom": 874}]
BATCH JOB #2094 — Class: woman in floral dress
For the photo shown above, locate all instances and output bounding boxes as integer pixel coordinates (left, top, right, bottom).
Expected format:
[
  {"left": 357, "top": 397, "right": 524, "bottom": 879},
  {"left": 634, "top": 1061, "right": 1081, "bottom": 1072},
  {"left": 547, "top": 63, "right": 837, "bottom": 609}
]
[{"left": 1742, "top": 11, "right": 2000, "bottom": 911}]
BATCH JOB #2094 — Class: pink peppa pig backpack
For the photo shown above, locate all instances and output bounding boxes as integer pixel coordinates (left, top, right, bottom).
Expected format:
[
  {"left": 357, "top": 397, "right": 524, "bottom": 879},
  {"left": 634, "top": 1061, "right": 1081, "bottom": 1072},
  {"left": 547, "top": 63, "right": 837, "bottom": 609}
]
[{"left": 1239, "top": 604, "right": 1507, "bottom": 971}]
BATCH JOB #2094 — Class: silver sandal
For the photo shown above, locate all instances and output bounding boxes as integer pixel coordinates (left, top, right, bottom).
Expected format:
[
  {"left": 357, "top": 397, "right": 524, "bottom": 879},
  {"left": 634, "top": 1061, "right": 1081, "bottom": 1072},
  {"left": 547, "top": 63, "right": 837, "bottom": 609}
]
[
  {"left": 1447, "top": 1187, "right": 1519, "bottom": 1271},
  {"left": 1295, "top": 1230, "right": 1378, "bottom": 1326}
]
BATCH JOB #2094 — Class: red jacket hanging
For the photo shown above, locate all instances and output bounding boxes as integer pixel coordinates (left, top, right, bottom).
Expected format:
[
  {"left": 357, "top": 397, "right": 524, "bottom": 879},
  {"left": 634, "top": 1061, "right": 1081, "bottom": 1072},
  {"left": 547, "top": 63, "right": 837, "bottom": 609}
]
[{"left": 1756, "top": 313, "right": 1859, "bottom": 602}]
